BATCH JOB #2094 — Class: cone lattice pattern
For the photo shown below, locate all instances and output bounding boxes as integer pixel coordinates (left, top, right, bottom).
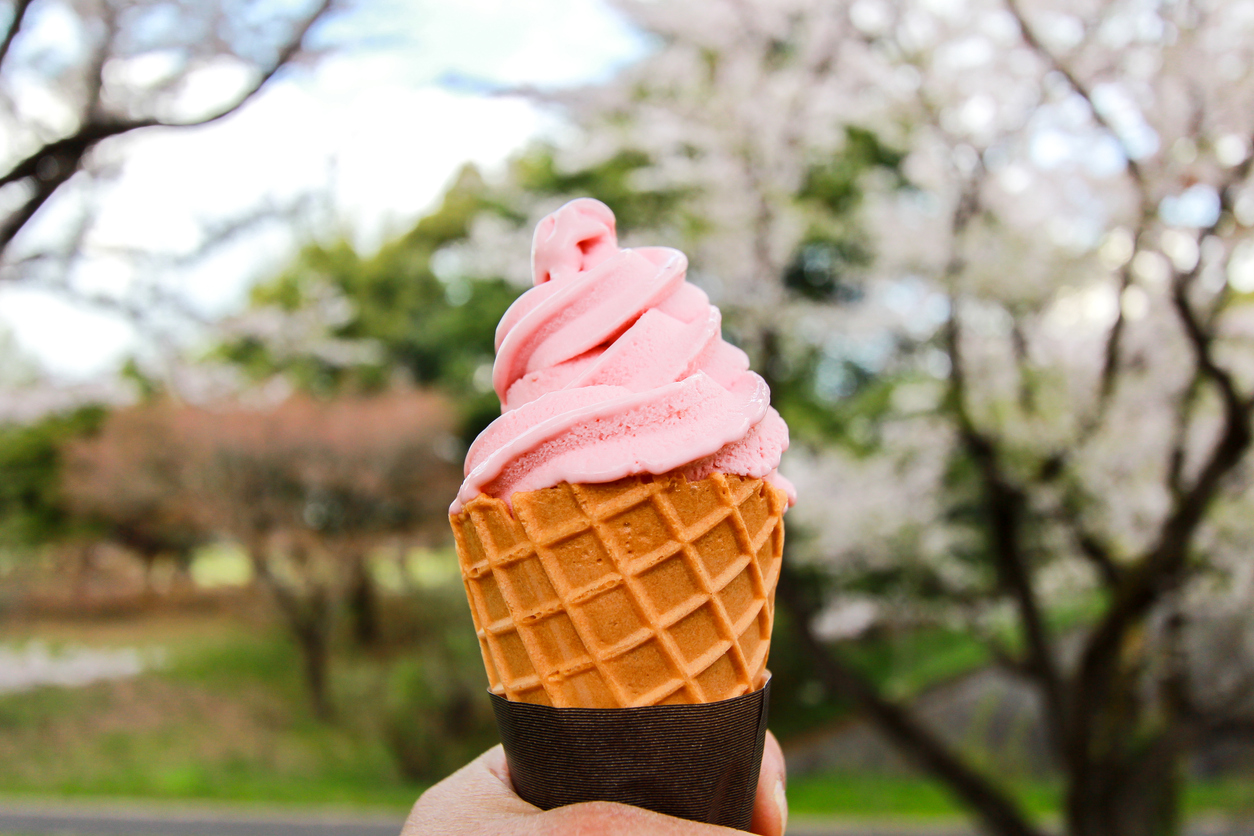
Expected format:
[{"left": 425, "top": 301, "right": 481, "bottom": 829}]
[{"left": 451, "top": 473, "right": 786, "bottom": 708}]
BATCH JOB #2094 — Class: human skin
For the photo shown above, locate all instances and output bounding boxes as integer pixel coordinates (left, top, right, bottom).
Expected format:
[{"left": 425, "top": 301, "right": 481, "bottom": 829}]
[{"left": 402, "top": 730, "right": 788, "bottom": 836}]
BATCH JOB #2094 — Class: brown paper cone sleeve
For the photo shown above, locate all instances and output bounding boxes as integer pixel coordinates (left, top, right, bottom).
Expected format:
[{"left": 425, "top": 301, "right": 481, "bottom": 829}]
[{"left": 490, "top": 676, "right": 770, "bottom": 830}]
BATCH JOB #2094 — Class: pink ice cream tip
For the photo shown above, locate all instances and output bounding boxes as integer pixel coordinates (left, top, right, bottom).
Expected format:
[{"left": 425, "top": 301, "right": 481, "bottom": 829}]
[{"left": 451, "top": 198, "right": 793, "bottom": 513}]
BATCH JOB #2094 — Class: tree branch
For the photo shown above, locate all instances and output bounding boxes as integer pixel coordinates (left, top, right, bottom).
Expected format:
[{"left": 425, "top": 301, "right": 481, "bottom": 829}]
[
  {"left": 0, "top": 0, "right": 332, "bottom": 263},
  {"left": 1068, "top": 275, "right": 1253, "bottom": 824},
  {"left": 1172, "top": 279, "right": 1246, "bottom": 422},
  {"left": 1009, "top": 316, "right": 1036, "bottom": 415},
  {"left": 1004, "top": 0, "right": 1147, "bottom": 197},
  {"left": 1160, "top": 144, "right": 1254, "bottom": 501},
  {"left": 939, "top": 171, "right": 1067, "bottom": 754},
  {"left": 0, "top": 0, "right": 34, "bottom": 69},
  {"left": 1005, "top": 0, "right": 1157, "bottom": 440},
  {"left": 0, "top": 171, "right": 312, "bottom": 359},
  {"left": 1, "top": 120, "right": 154, "bottom": 190},
  {"left": 1051, "top": 497, "right": 1122, "bottom": 588},
  {"left": 178, "top": 0, "right": 333, "bottom": 131},
  {"left": 0, "top": 141, "right": 90, "bottom": 253},
  {"left": 777, "top": 559, "right": 1050, "bottom": 836},
  {"left": 1198, "top": 715, "right": 1254, "bottom": 743},
  {"left": 1165, "top": 372, "right": 1202, "bottom": 500},
  {"left": 946, "top": 307, "right": 1066, "bottom": 752},
  {"left": 1091, "top": 239, "right": 1144, "bottom": 422}
]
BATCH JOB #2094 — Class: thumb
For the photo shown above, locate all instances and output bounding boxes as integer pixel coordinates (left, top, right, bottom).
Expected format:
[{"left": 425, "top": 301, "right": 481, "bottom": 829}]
[
  {"left": 403, "top": 745, "right": 535, "bottom": 835},
  {"left": 750, "top": 730, "right": 788, "bottom": 836}
]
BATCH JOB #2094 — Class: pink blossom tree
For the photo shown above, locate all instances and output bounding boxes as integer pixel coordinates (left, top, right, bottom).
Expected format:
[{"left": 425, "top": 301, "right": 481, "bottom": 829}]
[
  {"left": 64, "top": 389, "right": 460, "bottom": 718},
  {"left": 449, "top": 2, "right": 1254, "bottom": 834},
  {"left": 0, "top": 0, "right": 337, "bottom": 341}
]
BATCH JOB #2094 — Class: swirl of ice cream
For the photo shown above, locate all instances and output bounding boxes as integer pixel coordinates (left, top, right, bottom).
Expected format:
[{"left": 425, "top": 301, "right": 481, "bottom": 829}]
[{"left": 451, "top": 198, "right": 793, "bottom": 513}]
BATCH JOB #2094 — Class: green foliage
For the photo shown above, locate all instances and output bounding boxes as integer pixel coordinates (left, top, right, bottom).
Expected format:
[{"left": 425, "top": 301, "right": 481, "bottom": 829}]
[
  {"left": 406, "top": 276, "right": 520, "bottom": 441},
  {"left": 760, "top": 333, "right": 903, "bottom": 452},
  {"left": 512, "top": 145, "right": 690, "bottom": 233},
  {"left": 0, "top": 407, "right": 105, "bottom": 548},
  {"left": 379, "top": 582, "right": 499, "bottom": 782},
  {"left": 782, "top": 236, "right": 870, "bottom": 303},
  {"left": 220, "top": 145, "right": 693, "bottom": 443},
  {"left": 782, "top": 126, "right": 908, "bottom": 305},
  {"left": 221, "top": 126, "right": 906, "bottom": 451},
  {"left": 800, "top": 126, "right": 908, "bottom": 217},
  {"left": 217, "top": 166, "right": 521, "bottom": 441},
  {"left": 119, "top": 358, "right": 161, "bottom": 401},
  {"left": 739, "top": 124, "right": 915, "bottom": 453},
  {"left": 765, "top": 602, "right": 855, "bottom": 738},
  {"left": 382, "top": 650, "right": 497, "bottom": 782},
  {"left": 0, "top": 585, "right": 496, "bottom": 807},
  {"left": 839, "top": 626, "right": 992, "bottom": 702}
]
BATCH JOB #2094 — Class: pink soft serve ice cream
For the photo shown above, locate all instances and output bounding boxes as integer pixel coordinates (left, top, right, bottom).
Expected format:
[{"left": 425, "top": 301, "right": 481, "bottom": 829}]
[{"left": 451, "top": 197, "right": 793, "bottom": 513}]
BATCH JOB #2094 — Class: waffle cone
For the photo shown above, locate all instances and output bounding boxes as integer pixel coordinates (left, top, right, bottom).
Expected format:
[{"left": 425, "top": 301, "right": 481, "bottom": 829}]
[{"left": 450, "top": 472, "right": 786, "bottom": 708}]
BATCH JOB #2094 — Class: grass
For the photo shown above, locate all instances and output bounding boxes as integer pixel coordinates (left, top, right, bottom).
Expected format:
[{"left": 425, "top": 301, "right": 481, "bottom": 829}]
[
  {"left": 787, "top": 772, "right": 1254, "bottom": 821},
  {"left": 1, "top": 592, "right": 1251, "bottom": 824},
  {"left": 1184, "top": 779, "right": 1254, "bottom": 817},
  {"left": 0, "top": 607, "right": 425, "bottom": 812},
  {"left": 788, "top": 772, "right": 1059, "bottom": 820}
]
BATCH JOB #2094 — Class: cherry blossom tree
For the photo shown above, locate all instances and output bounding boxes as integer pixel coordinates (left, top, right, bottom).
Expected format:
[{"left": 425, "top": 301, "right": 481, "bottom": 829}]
[
  {"left": 446, "top": 1, "right": 1254, "bottom": 834},
  {"left": 62, "top": 390, "right": 460, "bottom": 717},
  {"left": 0, "top": 0, "right": 336, "bottom": 337},
  {"left": 61, "top": 398, "right": 202, "bottom": 588}
]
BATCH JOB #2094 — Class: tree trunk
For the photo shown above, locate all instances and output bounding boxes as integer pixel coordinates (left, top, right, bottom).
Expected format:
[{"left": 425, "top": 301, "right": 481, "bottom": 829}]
[
  {"left": 70, "top": 541, "right": 96, "bottom": 603},
  {"left": 1067, "top": 735, "right": 1181, "bottom": 836},
  {"left": 294, "top": 614, "right": 334, "bottom": 721},
  {"left": 248, "top": 543, "right": 336, "bottom": 721},
  {"left": 347, "top": 553, "right": 380, "bottom": 648},
  {"left": 139, "top": 550, "right": 159, "bottom": 603}
]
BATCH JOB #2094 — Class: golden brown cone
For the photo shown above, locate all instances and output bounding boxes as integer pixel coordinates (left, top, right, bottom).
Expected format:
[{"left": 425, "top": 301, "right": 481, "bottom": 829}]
[{"left": 450, "top": 472, "right": 786, "bottom": 708}]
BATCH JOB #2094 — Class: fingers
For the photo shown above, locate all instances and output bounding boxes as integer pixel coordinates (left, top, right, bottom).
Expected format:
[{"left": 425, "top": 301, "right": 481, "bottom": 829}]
[
  {"left": 402, "top": 745, "right": 536, "bottom": 836},
  {"left": 405, "top": 732, "right": 788, "bottom": 836},
  {"left": 544, "top": 800, "right": 759, "bottom": 835},
  {"left": 750, "top": 730, "right": 788, "bottom": 836}
]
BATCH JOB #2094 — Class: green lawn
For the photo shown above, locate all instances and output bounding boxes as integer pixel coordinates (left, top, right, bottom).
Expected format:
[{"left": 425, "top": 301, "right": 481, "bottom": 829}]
[
  {"left": 1, "top": 600, "right": 1251, "bottom": 823},
  {"left": 788, "top": 771, "right": 1254, "bottom": 821},
  {"left": 0, "top": 609, "right": 425, "bottom": 812}
]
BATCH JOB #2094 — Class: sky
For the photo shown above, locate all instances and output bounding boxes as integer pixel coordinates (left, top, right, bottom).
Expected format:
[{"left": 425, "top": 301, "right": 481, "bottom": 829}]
[{"left": 0, "top": 0, "right": 650, "bottom": 380}]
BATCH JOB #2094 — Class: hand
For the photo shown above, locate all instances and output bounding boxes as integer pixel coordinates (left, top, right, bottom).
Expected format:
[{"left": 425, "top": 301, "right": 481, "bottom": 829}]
[{"left": 403, "top": 730, "right": 788, "bottom": 836}]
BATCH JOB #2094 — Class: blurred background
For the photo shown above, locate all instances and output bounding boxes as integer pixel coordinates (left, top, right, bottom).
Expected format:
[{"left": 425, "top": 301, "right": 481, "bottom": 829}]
[{"left": 2, "top": 1, "right": 1254, "bottom": 835}]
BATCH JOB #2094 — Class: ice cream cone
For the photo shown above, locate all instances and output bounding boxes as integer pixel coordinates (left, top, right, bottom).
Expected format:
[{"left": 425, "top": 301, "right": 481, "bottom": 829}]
[
  {"left": 451, "top": 471, "right": 786, "bottom": 708},
  {"left": 444, "top": 198, "right": 791, "bottom": 825}
]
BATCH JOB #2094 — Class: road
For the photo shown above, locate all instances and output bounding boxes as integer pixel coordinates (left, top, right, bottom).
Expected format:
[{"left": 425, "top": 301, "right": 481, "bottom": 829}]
[
  {"left": 0, "top": 800, "right": 405, "bottom": 836},
  {"left": 1, "top": 802, "right": 1251, "bottom": 836},
  {"left": 0, "top": 803, "right": 978, "bottom": 836}
]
